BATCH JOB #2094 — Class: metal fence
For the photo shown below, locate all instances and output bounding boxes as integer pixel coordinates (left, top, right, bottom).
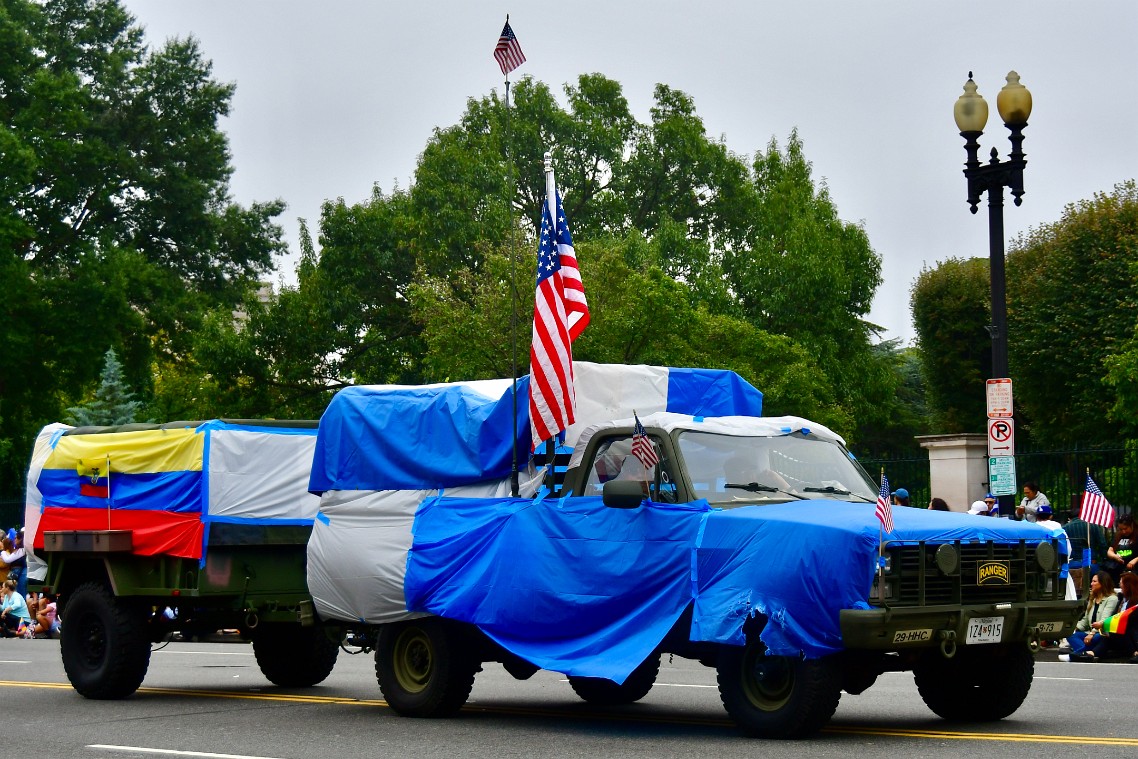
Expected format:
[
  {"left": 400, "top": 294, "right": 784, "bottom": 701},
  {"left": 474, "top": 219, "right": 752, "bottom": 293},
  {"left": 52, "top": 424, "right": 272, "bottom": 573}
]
[{"left": 858, "top": 442, "right": 1136, "bottom": 522}]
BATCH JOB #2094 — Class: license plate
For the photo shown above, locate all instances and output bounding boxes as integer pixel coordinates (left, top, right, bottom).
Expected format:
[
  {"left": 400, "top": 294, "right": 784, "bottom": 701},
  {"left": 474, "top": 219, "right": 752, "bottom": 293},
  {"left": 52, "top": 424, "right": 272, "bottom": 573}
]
[
  {"left": 966, "top": 616, "right": 1004, "bottom": 644},
  {"left": 1035, "top": 621, "right": 1063, "bottom": 634},
  {"left": 892, "top": 628, "right": 933, "bottom": 644}
]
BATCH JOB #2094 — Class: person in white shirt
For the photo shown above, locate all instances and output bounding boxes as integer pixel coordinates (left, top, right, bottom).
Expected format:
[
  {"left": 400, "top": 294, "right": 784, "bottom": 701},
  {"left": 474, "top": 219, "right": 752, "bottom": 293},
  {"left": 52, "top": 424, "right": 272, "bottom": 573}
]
[{"left": 1016, "top": 482, "right": 1050, "bottom": 522}]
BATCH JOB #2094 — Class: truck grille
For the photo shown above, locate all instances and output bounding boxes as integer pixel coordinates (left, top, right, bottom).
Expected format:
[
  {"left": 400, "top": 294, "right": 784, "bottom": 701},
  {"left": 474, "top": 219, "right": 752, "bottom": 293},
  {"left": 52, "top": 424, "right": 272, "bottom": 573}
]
[{"left": 887, "top": 539, "right": 1062, "bottom": 606}]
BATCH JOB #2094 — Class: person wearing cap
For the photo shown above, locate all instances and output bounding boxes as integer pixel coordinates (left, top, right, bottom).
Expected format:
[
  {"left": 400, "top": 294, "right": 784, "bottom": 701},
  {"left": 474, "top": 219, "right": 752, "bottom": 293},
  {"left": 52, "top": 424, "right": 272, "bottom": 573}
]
[
  {"left": 1016, "top": 482, "right": 1050, "bottom": 522},
  {"left": 983, "top": 493, "right": 999, "bottom": 517},
  {"left": 967, "top": 500, "right": 989, "bottom": 516},
  {"left": 1035, "top": 504, "right": 1077, "bottom": 600},
  {"left": 891, "top": 488, "right": 910, "bottom": 508}
]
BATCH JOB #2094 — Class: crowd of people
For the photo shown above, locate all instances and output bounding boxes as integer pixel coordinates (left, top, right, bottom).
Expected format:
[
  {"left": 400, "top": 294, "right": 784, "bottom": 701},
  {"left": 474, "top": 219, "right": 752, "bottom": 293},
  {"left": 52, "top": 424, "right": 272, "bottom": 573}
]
[{"left": 0, "top": 526, "right": 60, "bottom": 640}]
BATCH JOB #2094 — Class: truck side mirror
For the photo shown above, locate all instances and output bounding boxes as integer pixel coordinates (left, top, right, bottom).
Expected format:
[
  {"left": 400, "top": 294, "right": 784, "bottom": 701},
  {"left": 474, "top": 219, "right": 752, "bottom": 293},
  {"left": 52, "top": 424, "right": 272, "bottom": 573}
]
[{"left": 602, "top": 480, "right": 646, "bottom": 509}]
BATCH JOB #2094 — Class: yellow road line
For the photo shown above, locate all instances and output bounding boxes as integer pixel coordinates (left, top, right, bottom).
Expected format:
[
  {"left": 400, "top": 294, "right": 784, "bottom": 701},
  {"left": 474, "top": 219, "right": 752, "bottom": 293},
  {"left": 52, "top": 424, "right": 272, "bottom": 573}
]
[{"left": 5, "top": 680, "right": 1136, "bottom": 745}]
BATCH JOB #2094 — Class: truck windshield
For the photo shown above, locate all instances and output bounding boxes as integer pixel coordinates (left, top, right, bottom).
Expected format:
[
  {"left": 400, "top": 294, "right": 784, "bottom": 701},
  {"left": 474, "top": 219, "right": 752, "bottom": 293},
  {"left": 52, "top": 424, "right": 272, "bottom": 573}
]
[{"left": 676, "top": 430, "right": 877, "bottom": 506}]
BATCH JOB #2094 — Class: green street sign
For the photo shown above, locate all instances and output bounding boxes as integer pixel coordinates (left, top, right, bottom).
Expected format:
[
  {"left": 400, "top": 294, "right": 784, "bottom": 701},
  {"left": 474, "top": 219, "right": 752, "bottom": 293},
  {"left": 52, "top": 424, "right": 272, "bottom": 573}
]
[{"left": 988, "top": 456, "right": 1017, "bottom": 497}]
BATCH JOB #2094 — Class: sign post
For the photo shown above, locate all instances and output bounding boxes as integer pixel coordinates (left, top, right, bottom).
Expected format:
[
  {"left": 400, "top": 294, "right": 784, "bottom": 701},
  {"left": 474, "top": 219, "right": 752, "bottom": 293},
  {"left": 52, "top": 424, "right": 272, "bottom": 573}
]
[{"left": 985, "top": 378, "right": 1015, "bottom": 512}]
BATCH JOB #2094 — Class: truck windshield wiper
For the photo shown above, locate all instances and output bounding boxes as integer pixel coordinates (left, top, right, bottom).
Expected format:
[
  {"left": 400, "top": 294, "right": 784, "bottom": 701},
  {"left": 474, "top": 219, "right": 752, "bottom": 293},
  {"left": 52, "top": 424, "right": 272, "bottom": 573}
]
[
  {"left": 724, "top": 482, "right": 807, "bottom": 500},
  {"left": 802, "top": 485, "right": 875, "bottom": 503}
]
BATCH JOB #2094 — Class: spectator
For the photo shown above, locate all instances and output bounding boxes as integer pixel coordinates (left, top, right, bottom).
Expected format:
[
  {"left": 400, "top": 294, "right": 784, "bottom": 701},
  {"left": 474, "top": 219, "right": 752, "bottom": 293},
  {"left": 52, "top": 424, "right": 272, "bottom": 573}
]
[
  {"left": 29, "top": 592, "right": 59, "bottom": 639},
  {"left": 1104, "top": 514, "right": 1137, "bottom": 584},
  {"left": 0, "top": 578, "right": 32, "bottom": 637},
  {"left": 1060, "top": 571, "right": 1118, "bottom": 658},
  {"left": 0, "top": 537, "right": 10, "bottom": 584},
  {"left": 967, "top": 500, "right": 989, "bottom": 515},
  {"left": 1076, "top": 572, "right": 1138, "bottom": 662},
  {"left": 1065, "top": 505, "right": 1109, "bottom": 595},
  {"left": 0, "top": 530, "right": 26, "bottom": 598},
  {"left": 983, "top": 493, "right": 1000, "bottom": 517},
  {"left": 1016, "top": 482, "right": 1050, "bottom": 523},
  {"left": 891, "top": 488, "right": 910, "bottom": 508},
  {"left": 928, "top": 498, "right": 950, "bottom": 512}
]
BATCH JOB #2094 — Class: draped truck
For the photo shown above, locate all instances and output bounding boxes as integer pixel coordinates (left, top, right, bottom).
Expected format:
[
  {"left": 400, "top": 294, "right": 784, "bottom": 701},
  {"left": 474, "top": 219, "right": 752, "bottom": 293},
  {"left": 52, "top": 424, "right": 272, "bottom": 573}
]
[{"left": 305, "top": 363, "right": 1083, "bottom": 738}]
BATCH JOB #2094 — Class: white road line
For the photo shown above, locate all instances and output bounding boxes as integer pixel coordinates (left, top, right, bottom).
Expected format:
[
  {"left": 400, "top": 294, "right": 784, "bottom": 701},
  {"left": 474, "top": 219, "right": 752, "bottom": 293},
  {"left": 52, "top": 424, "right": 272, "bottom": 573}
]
[
  {"left": 0, "top": 660, "right": 30, "bottom": 664},
  {"left": 89, "top": 745, "right": 282, "bottom": 759},
  {"left": 152, "top": 651, "right": 253, "bottom": 656},
  {"left": 1036, "top": 676, "right": 1093, "bottom": 681}
]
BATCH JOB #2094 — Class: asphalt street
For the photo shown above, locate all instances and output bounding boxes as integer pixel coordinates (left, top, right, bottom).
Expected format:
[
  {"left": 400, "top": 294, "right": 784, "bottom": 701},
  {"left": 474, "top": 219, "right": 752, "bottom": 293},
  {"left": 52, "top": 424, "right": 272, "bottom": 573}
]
[{"left": 2, "top": 639, "right": 1133, "bottom": 758}]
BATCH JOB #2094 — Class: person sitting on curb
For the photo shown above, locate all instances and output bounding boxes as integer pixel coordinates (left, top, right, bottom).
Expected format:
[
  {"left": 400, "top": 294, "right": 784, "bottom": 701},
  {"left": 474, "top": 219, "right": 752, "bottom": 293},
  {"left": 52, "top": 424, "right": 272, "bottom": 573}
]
[
  {"left": 0, "top": 579, "right": 32, "bottom": 637},
  {"left": 1082, "top": 572, "right": 1138, "bottom": 663},
  {"left": 1059, "top": 571, "right": 1118, "bottom": 659}
]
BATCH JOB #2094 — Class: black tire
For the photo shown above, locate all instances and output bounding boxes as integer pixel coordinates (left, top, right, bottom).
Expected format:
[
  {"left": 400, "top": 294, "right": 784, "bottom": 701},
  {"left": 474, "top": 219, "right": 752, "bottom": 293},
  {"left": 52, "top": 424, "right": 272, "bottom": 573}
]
[
  {"left": 60, "top": 582, "right": 151, "bottom": 699},
  {"left": 568, "top": 653, "right": 660, "bottom": 705},
  {"left": 914, "top": 643, "right": 1034, "bottom": 721},
  {"left": 717, "top": 641, "right": 841, "bottom": 738},
  {"left": 252, "top": 624, "right": 339, "bottom": 687},
  {"left": 375, "top": 618, "right": 479, "bottom": 717}
]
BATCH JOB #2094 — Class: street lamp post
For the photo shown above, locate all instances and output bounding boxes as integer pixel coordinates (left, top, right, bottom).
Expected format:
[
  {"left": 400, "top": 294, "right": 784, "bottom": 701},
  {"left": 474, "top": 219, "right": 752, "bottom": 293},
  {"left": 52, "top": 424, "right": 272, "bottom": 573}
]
[{"left": 954, "top": 71, "right": 1033, "bottom": 380}]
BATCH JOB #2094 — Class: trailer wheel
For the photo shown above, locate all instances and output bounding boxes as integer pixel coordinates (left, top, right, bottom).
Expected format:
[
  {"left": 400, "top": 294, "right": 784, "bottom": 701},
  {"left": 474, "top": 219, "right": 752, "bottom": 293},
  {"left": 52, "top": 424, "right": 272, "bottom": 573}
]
[
  {"left": 914, "top": 643, "right": 1034, "bottom": 721},
  {"left": 717, "top": 640, "right": 841, "bottom": 738},
  {"left": 252, "top": 624, "right": 339, "bottom": 687},
  {"left": 568, "top": 653, "right": 660, "bottom": 705},
  {"left": 60, "top": 582, "right": 151, "bottom": 699},
  {"left": 375, "top": 619, "right": 478, "bottom": 717}
]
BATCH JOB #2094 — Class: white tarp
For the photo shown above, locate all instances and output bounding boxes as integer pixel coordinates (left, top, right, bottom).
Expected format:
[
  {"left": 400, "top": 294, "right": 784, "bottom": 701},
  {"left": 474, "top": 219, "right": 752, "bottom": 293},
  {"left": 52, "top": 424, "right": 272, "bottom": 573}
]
[{"left": 207, "top": 428, "right": 320, "bottom": 522}]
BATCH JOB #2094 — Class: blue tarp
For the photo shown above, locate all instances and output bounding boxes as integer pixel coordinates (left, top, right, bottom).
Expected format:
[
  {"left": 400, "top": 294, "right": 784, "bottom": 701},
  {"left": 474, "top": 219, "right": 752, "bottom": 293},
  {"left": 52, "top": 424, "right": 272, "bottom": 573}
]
[
  {"left": 403, "top": 495, "right": 1066, "bottom": 682},
  {"left": 309, "top": 366, "right": 764, "bottom": 493}
]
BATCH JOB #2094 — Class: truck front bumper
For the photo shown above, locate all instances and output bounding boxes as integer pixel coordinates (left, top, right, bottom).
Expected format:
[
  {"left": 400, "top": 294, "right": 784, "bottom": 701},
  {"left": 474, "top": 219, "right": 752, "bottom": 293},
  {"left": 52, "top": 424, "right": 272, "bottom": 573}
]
[{"left": 840, "top": 599, "right": 1083, "bottom": 651}]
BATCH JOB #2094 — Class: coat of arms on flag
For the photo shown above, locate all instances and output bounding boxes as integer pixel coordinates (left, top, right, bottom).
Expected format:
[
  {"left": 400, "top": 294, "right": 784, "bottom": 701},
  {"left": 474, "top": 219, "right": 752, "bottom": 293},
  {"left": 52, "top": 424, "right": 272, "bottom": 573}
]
[{"left": 77, "top": 458, "right": 109, "bottom": 498}]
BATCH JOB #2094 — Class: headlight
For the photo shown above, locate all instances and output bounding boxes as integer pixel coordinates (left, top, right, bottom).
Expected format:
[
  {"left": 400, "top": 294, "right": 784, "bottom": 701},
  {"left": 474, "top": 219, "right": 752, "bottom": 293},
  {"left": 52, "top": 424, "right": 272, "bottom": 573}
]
[
  {"left": 935, "top": 544, "right": 959, "bottom": 575},
  {"left": 871, "top": 575, "right": 895, "bottom": 600},
  {"left": 1035, "top": 541, "right": 1057, "bottom": 572}
]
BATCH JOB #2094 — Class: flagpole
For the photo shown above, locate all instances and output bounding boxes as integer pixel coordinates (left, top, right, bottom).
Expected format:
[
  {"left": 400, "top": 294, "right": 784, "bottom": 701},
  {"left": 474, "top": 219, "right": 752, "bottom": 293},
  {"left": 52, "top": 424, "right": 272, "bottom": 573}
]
[
  {"left": 1085, "top": 467, "right": 1092, "bottom": 598},
  {"left": 541, "top": 151, "right": 559, "bottom": 494},
  {"left": 106, "top": 454, "right": 112, "bottom": 531},
  {"left": 503, "top": 13, "right": 520, "bottom": 498},
  {"left": 878, "top": 468, "right": 886, "bottom": 603}
]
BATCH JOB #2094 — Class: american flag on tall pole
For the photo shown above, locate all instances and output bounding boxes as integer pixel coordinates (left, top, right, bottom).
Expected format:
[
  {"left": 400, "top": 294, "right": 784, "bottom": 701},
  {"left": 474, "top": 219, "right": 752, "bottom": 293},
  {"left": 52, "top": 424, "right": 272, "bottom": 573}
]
[
  {"left": 875, "top": 472, "right": 895, "bottom": 533},
  {"left": 493, "top": 18, "right": 526, "bottom": 75},
  {"left": 631, "top": 412, "right": 659, "bottom": 470},
  {"left": 528, "top": 152, "right": 590, "bottom": 448},
  {"left": 1082, "top": 473, "right": 1116, "bottom": 528}
]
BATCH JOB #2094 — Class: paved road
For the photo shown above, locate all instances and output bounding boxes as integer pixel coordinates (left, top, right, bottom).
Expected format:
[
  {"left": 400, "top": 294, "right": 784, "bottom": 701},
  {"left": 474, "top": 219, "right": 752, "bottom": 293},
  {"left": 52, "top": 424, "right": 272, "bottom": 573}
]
[{"left": 3, "top": 640, "right": 1133, "bottom": 758}]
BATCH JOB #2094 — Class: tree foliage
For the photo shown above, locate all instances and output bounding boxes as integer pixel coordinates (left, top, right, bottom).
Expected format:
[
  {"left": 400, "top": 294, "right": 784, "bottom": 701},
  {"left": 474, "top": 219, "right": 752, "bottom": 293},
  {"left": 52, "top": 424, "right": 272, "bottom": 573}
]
[
  {"left": 910, "top": 257, "right": 992, "bottom": 433},
  {"left": 1010, "top": 180, "right": 1138, "bottom": 445},
  {"left": 911, "top": 182, "right": 1138, "bottom": 446},
  {"left": 66, "top": 348, "right": 144, "bottom": 426},
  {"left": 0, "top": 0, "right": 285, "bottom": 493}
]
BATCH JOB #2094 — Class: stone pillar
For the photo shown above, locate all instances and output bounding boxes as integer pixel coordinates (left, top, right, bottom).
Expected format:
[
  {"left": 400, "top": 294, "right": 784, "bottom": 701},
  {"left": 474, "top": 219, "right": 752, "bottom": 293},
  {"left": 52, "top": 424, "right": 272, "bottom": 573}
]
[{"left": 916, "top": 434, "right": 989, "bottom": 512}]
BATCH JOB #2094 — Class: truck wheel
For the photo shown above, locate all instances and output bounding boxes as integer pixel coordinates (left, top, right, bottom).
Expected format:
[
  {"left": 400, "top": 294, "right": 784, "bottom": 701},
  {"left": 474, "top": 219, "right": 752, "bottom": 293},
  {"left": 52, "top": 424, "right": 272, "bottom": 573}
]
[
  {"left": 716, "top": 641, "right": 841, "bottom": 738},
  {"left": 375, "top": 619, "right": 479, "bottom": 717},
  {"left": 252, "top": 625, "right": 339, "bottom": 687},
  {"left": 60, "top": 582, "right": 151, "bottom": 699},
  {"left": 914, "top": 643, "right": 1034, "bottom": 721},
  {"left": 568, "top": 653, "right": 660, "bottom": 705}
]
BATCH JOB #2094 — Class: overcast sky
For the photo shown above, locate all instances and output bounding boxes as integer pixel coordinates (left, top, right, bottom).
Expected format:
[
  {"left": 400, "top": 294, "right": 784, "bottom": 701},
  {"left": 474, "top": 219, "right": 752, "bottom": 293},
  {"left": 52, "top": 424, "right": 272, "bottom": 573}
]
[{"left": 123, "top": 0, "right": 1137, "bottom": 344}]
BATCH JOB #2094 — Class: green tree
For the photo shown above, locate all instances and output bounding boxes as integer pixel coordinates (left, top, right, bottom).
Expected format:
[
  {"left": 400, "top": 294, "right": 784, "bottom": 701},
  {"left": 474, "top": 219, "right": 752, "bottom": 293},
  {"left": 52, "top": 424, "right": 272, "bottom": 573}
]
[
  {"left": 910, "top": 257, "right": 992, "bottom": 433},
  {"left": 0, "top": 0, "right": 285, "bottom": 492},
  {"left": 66, "top": 348, "right": 144, "bottom": 426},
  {"left": 1008, "top": 181, "right": 1138, "bottom": 445}
]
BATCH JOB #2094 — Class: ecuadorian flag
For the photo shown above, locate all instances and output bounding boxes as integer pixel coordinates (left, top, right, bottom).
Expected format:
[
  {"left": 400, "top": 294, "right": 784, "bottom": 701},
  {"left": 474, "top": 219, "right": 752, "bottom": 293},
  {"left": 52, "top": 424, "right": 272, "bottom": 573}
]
[{"left": 36, "top": 428, "right": 206, "bottom": 558}]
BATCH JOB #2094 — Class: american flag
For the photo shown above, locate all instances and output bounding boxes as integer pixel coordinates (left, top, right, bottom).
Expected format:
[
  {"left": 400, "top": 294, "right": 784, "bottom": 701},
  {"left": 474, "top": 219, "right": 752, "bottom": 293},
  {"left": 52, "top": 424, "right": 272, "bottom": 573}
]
[
  {"left": 528, "top": 189, "right": 589, "bottom": 448},
  {"left": 875, "top": 473, "right": 895, "bottom": 533},
  {"left": 493, "top": 20, "right": 526, "bottom": 76},
  {"left": 631, "top": 412, "right": 659, "bottom": 470},
  {"left": 1081, "top": 474, "right": 1116, "bottom": 528}
]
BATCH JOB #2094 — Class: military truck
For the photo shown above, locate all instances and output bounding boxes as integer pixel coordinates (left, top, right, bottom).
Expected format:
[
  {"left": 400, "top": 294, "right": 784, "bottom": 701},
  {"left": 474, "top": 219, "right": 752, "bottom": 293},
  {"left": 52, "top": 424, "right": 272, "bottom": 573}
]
[
  {"left": 26, "top": 420, "right": 340, "bottom": 699},
  {"left": 305, "top": 363, "right": 1084, "bottom": 738}
]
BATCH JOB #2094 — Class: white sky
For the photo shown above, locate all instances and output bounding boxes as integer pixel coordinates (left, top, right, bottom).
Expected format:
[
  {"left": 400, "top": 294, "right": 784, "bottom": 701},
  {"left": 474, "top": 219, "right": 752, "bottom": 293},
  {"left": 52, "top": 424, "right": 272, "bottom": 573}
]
[{"left": 123, "top": 0, "right": 1138, "bottom": 344}]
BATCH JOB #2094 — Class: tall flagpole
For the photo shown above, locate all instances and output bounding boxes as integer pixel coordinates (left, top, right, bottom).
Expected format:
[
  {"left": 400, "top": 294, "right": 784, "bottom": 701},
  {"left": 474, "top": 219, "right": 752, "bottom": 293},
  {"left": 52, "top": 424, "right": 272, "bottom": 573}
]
[
  {"left": 542, "top": 151, "right": 558, "bottom": 492},
  {"left": 503, "top": 13, "right": 520, "bottom": 497}
]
